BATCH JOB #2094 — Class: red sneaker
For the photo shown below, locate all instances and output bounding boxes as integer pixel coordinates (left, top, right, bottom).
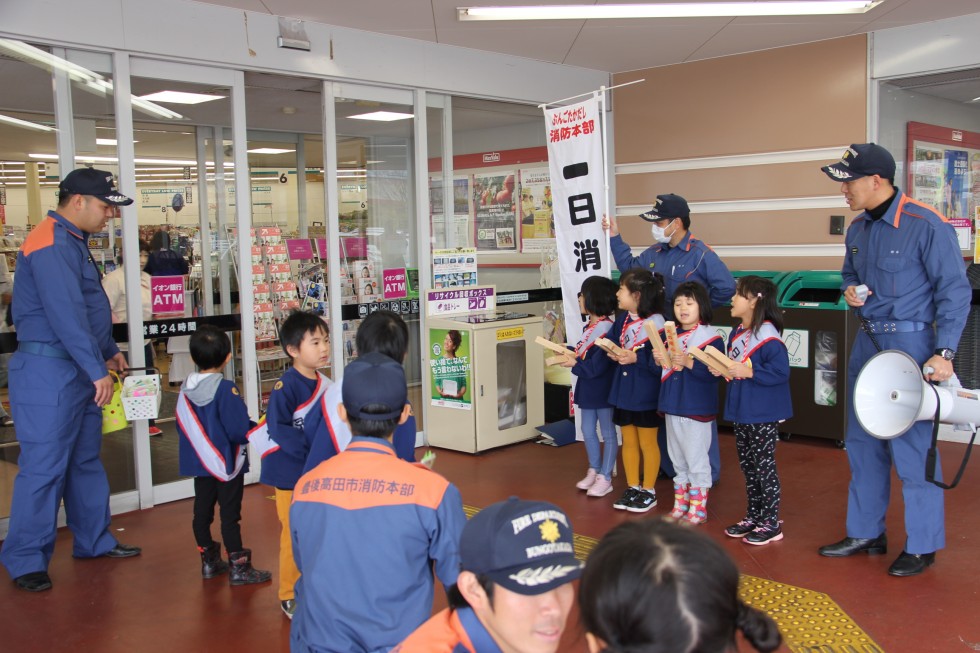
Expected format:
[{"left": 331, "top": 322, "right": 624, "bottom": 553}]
[{"left": 148, "top": 426, "right": 163, "bottom": 436}]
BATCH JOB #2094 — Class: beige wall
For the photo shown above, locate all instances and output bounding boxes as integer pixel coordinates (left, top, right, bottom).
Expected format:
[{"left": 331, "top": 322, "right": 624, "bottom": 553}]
[{"left": 611, "top": 35, "right": 868, "bottom": 271}]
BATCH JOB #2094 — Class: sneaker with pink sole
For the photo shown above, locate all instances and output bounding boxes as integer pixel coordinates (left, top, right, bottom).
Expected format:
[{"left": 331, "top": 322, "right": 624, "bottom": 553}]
[
  {"left": 586, "top": 474, "right": 613, "bottom": 497},
  {"left": 575, "top": 468, "right": 597, "bottom": 490}
]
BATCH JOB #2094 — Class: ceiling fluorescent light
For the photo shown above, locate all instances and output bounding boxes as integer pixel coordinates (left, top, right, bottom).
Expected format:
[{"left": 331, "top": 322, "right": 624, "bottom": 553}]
[
  {"left": 0, "top": 38, "right": 182, "bottom": 120},
  {"left": 139, "top": 91, "right": 226, "bottom": 105},
  {"left": 457, "top": 1, "right": 883, "bottom": 20},
  {"left": 0, "top": 113, "right": 56, "bottom": 132},
  {"left": 247, "top": 148, "right": 296, "bottom": 154},
  {"left": 348, "top": 111, "right": 414, "bottom": 122}
]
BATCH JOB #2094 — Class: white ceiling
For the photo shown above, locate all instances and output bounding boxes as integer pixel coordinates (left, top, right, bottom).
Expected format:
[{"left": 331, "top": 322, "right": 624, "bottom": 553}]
[{"left": 195, "top": 0, "right": 980, "bottom": 74}]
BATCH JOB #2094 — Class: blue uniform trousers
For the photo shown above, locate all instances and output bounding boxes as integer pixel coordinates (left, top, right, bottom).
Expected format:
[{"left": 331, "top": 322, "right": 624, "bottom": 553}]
[
  {"left": 0, "top": 352, "right": 117, "bottom": 579},
  {"left": 844, "top": 330, "right": 944, "bottom": 554}
]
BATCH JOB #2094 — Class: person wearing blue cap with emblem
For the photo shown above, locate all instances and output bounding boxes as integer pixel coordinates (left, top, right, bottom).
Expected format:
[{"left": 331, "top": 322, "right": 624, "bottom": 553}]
[
  {"left": 289, "top": 352, "right": 465, "bottom": 653},
  {"left": 1, "top": 168, "right": 141, "bottom": 593},
  {"left": 818, "top": 143, "right": 970, "bottom": 577},
  {"left": 394, "top": 497, "right": 582, "bottom": 653}
]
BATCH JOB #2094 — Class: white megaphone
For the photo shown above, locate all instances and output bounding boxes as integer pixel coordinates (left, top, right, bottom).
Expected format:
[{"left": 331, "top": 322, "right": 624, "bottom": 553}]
[{"left": 854, "top": 350, "right": 980, "bottom": 440}]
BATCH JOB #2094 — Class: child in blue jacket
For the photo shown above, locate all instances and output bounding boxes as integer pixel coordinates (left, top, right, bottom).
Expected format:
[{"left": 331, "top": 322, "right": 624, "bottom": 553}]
[
  {"left": 607, "top": 269, "right": 666, "bottom": 513},
  {"left": 713, "top": 276, "right": 792, "bottom": 546},
  {"left": 176, "top": 325, "right": 271, "bottom": 585},
  {"left": 561, "top": 276, "right": 619, "bottom": 498},
  {"left": 254, "top": 311, "right": 331, "bottom": 618},
  {"left": 654, "top": 281, "right": 722, "bottom": 525}
]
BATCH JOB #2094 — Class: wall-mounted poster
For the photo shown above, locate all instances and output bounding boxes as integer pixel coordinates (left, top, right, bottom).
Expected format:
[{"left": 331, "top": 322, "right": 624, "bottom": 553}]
[
  {"left": 908, "top": 122, "right": 980, "bottom": 252},
  {"left": 473, "top": 172, "right": 517, "bottom": 251},
  {"left": 430, "top": 176, "right": 471, "bottom": 249},
  {"left": 518, "top": 167, "right": 556, "bottom": 252}
]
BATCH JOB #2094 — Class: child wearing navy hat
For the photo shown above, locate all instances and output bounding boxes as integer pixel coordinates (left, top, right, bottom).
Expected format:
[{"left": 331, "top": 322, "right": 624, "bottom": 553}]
[{"left": 290, "top": 352, "right": 465, "bottom": 653}]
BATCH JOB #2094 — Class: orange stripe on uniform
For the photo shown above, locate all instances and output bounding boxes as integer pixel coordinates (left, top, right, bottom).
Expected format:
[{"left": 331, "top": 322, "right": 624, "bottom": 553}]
[
  {"left": 293, "top": 449, "right": 450, "bottom": 511},
  {"left": 21, "top": 217, "right": 56, "bottom": 257},
  {"left": 894, "top": 195, "right": 950, "bottom": 228}
]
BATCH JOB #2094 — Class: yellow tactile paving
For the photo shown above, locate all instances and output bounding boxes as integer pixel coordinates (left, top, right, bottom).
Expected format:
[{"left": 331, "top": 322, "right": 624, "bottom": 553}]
[{"left": 463, "top": 506, "right": 884, "bottom": 653}]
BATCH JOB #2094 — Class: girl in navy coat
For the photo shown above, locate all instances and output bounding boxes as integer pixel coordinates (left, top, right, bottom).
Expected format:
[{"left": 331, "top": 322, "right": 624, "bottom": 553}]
[
  {"left": 607, "top": 269, "right": 665, "bottom": 513},
  {"left": 712, "top": 276, "right": 792, "bottom": 546},
  {"left": 561, "top": 276, "right": 619, "bottom": 497},
  {"left": 654, "top": 281, "right": 723, "bottom": 525}
]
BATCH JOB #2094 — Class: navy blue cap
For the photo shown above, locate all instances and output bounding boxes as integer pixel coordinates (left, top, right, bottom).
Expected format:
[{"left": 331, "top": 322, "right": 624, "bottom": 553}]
[
  {"left": 639, "top": 193, "right": 689, "bottom": 221},
  {"left": 821, "top": 143, "right": 896, "bottom": 182},
  {"left": 59, "top": 167, "right": 134, "bottom": 206},
  {"left": 342, "top": 352, "right": 407, "bottom": 420},
  {"left": 460, "top": 497, "right": 582, "bottom": 596}
]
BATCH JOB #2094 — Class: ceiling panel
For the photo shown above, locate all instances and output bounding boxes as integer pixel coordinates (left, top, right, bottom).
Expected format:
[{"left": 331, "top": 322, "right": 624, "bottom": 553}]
[{"left": 191, "top": 0, "right": 980, "bottom": 73}]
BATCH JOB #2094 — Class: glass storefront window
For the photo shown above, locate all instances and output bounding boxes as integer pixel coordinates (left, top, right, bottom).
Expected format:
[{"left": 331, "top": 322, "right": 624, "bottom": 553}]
[{"left": 333, "top": 89, "right": 423, "bottom": 429}]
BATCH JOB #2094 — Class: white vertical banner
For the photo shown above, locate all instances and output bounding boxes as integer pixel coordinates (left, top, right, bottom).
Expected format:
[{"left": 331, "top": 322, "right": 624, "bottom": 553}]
[{"left": 544, "top": 94, "right": 608, "bottom": 346}]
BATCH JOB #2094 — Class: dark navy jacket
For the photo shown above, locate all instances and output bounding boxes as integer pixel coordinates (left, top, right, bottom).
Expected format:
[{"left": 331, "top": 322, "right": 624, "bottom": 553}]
[
  {"left": 177, "top": 378, "right": 254, "bottom": 478},
  {"left": 570, "top": 321, "right": 616, "bottom": 410},
  {"left": 607, "top": 312, "right": 661, "bottom": 412},
  {"left": 658, "top": 326, "right": 723, "bottom": 417},
  {"left": 260, "top": 367, "right": 317, "bottom": 489},
  {"left": 723, "top": 328, "right": 792, "bottom": 424}
]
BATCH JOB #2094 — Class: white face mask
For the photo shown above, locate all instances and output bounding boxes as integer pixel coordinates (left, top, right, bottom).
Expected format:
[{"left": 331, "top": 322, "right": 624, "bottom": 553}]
[{"left": 650, "top": 220, "right": 673, "bottom": 244}]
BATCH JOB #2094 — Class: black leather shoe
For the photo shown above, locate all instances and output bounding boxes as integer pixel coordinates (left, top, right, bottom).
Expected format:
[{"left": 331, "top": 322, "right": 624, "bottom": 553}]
[
  {"left": 888, "top": 551, "right": 935, "bottom": 577},
  {"left": 818, "top": 534, "right": 887, "bottom": 557},
  {"left": 14, "top": 571, "right": 52, "bottom": 592},
  {"left": 104, "top": 543, "right": 142, "bottom": 558}
]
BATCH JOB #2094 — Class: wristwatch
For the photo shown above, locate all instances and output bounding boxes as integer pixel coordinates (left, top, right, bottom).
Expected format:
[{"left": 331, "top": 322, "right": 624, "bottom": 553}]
[{"left": 935, "top": 348, "right": 955, "bottom": 361}]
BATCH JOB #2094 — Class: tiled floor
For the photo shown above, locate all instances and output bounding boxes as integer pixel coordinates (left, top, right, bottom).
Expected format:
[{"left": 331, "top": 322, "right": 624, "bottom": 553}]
[{"left": 1, "top": 429, "right": 978, "bottom": 652}]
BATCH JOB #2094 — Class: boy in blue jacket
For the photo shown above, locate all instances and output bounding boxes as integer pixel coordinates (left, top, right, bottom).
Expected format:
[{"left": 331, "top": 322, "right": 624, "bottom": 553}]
[
  {"left": 176, "top": 324, "right": 271, "bottom": 585},
  {"left": 256, "top": 311, "right": 331, "bottom": 619}
]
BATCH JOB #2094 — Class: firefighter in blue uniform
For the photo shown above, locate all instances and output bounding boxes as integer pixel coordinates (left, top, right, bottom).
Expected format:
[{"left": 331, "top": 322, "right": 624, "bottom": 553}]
[
  {"left": 818, "top": 144, "right": 970, "bottom": 577},
  {"left": 603, "top": 194, "right": 736, "bottom": 483},
  {"left": 0, "top": 168, "right": 142, "bottom": 593}
]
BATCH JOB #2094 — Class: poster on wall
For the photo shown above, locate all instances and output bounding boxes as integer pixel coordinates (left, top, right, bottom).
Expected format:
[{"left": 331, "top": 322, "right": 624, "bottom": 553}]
[
  {"left": 430, "top": 176, "right": 471, "bottom": 249},
  {"left": 908, "top": 121, "right": 980, "bottom": 252},
  {"left": 432, "top": 247, "right": 477, "bottom": 288},
  {"left": 429, "top": 328, "right": 472, "bottom": 410},
  {"left": 518, "top": 167, "right": 555, "bottom": 252},
  {"left": 473, "top": 172, "right": 517, "bottom": 251}
]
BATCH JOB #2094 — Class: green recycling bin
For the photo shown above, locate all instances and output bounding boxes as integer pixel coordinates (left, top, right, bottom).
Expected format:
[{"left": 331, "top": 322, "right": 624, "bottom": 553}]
[{"left": 775, "top": 271, "right": 859, "bottom": 444}]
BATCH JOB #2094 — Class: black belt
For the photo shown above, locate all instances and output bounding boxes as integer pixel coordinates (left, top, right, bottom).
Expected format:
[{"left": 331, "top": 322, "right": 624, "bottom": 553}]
[
  {"left": 17, "top": 341, "right": 72, "bottom": 360},
  {"left": 862, "top": 320, "right": 929, "bottom": 334}
]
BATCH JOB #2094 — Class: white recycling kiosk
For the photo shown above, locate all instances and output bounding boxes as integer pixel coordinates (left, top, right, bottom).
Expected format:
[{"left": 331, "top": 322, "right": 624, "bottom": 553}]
[{"left": 424, "top": 286, "right": 544, "bottom": 453}]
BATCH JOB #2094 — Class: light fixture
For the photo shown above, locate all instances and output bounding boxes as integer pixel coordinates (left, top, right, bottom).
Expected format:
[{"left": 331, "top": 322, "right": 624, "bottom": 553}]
[
  {"left": 30, "top": 153, "right": 237, "bottom": 167},
  {"left": 247, "top": 148, "right": 297, "bottom": 155},
  {"left": 0, "top": 113, "right": 56, "bottom": 132},
  {"left": 138, "top": 90, "right": 226, "bottom": 105},
  {"left": 457, "top": 1, "right": 884, "bottom": 20},
  {"left": 347, "top": 111, "right": 414, "bottom": 122},
  {"left": 96, "top": 138, "right": 138, "bottom": 146},
  {"left": 0, "top": 38, "right": 183, "bottom": 120}
]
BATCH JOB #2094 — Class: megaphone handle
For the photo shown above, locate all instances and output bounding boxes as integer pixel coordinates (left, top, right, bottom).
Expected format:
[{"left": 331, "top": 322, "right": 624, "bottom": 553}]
[{"left": 923, "top": 365, "right": 935, "bottom": 376}]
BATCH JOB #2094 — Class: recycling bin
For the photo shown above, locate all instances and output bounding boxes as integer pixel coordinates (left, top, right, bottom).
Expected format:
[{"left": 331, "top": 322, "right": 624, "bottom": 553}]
[{"left": 774, "top": 271, "right": 859, "bottom": 443}]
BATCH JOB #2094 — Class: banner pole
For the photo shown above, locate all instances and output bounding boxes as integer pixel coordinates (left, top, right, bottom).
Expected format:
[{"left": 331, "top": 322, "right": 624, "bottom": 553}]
[{"left": 598, "top": 87, "right": 611, "bottom": 276}]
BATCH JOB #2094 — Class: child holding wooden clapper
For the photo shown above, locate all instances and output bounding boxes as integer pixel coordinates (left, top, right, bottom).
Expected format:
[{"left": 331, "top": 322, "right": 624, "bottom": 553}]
[
  {"left": 558, "top": 276, "right": 619, "bottom": 498},
  {"left": 653, "top": 281, "right": 723, "bottom": 525},
  {"left": 605, "top": 269, "right": 666, "bottom": 513},
  {"left": 710, "top": 276, "right": 792, "bottom": 546}
]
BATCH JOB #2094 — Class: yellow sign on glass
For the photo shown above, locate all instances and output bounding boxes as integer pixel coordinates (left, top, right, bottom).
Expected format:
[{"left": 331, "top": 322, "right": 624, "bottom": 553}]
[{"left": 497, "top": 326, "right": 524, "bottom": 341}]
